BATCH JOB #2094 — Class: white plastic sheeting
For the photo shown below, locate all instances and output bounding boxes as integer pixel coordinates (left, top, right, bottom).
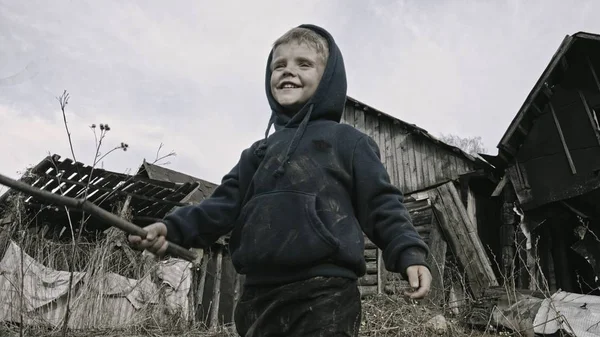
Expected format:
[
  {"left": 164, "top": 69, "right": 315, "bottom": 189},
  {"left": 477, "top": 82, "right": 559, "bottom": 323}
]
[
  {"left": 0, "top": 240, "right": 192, "bottom": 329},
  {"left": 534, "top": 290, "right": 600, "bottom": 336}
]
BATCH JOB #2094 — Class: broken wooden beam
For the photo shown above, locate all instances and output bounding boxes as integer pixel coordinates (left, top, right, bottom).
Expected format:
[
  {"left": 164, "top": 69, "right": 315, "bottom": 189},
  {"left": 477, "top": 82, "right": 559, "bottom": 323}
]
[
  {"left": 428, "top": 182, "right": 499, "bottom": 297},
  {"left": 549, "top": 102, "right": 577, "bottom": 175}
]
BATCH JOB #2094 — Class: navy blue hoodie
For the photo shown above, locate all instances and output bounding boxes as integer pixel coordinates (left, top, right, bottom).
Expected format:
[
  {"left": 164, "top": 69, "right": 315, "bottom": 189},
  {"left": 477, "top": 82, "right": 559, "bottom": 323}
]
[{"left": 163, "top": 24, "right": 429, "bottom": 285}]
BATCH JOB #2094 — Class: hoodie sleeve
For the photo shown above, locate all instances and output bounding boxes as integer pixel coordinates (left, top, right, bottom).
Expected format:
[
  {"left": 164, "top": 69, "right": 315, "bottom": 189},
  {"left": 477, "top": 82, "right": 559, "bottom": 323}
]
[
  {"left": 162, "top": 144, "right": 259, "bottom": 249},
  {"left": 352, "top": 135, "right": 430, "bottom": 278}
]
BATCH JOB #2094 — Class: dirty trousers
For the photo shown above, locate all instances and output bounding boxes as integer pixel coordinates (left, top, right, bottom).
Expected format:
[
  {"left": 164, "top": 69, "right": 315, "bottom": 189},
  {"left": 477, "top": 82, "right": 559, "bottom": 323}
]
[{"left": 234, "top": 276, "right": 362, "bottom": 337}]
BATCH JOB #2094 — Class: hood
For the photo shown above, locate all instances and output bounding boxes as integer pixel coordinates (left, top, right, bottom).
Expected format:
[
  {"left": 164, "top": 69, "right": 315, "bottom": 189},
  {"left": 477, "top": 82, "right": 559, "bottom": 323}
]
[
  {"left": 265, "top": 24, "right": 348, "bottom": 128},
  {"left": 255, "top": 24, "right": 347, "bottom": 178}
]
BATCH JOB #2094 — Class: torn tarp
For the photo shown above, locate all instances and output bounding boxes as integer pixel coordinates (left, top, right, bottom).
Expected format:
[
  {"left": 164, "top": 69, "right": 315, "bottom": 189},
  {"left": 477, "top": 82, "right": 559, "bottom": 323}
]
[
  {"left": 0, "top": 240, "right": 192, "bottom": 329},
  {"left": 534, "top": 290, "right": 600, "bottom": 336}
]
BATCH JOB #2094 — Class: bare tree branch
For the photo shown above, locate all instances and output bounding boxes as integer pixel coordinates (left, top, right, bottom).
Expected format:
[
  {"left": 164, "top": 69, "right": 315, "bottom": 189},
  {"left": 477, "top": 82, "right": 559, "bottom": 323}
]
[
  {"left": 439, "top": 133, "right": 488, "bottom": 156},
  {"left": 57, "top": 90, "right": 77, "bottom": 163}
]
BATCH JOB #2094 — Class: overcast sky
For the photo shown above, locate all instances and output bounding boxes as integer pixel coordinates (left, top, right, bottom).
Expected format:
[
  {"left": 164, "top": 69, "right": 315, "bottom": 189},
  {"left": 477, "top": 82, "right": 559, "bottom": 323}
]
[{"left": 1, "top": 0, "right": 599, "bottom": 191}]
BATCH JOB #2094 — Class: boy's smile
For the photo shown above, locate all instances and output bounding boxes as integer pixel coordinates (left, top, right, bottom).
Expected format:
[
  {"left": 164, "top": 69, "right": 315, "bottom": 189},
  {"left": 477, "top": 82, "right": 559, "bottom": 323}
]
[{"left": 270, "top": 42, "right": 326, "bottom": 113}]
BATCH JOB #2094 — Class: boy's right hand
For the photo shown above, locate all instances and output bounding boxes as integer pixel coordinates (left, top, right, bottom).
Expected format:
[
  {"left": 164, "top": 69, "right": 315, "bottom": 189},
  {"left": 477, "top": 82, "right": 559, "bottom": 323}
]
[{"left": 128, "top": 222, "right": 169, "bottom": 256}]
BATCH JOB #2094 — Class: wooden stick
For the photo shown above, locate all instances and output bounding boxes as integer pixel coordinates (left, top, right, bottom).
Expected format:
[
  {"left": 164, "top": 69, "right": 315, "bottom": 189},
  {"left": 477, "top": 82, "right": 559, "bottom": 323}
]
[{"left": 0, "top": 173, "right": 197, "bottom": 262}]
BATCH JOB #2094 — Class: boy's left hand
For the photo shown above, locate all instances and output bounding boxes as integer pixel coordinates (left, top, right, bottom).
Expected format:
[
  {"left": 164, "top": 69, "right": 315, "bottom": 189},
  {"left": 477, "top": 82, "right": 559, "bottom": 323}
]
[{"left": 405, "top": 265, "right": 432, "bottom": 299}]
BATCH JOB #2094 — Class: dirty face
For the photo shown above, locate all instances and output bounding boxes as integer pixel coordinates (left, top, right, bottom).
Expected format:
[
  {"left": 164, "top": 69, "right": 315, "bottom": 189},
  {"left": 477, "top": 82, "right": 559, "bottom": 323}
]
[{"left": 270, "top": 42, "right": 326, "bottom": 113}]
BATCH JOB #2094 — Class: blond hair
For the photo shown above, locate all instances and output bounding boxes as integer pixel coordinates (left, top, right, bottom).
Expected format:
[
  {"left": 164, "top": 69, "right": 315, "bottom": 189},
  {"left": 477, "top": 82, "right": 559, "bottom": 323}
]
[{"left": 273, "top": 27, "right": 329, "bottom": 64}]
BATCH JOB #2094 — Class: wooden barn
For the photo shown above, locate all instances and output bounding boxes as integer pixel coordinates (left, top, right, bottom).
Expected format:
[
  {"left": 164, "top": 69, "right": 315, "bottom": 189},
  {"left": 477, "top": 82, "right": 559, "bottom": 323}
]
[{"left": 484, "top": 32, "right": 600, "bottom": 295}]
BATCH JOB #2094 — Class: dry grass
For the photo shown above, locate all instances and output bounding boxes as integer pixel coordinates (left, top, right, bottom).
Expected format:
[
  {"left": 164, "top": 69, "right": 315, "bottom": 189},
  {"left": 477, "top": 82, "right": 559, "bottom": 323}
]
[
  {"left": 0, "top": 293, "right": 500, "bottom": 337},
  {"left": 1, "top": 194, "right": 541, "bottom": 337},
  {"left": 359, "top": 294, "right": 498, "bottom": 337},
  {"left": 0, "top": 195, "right": 504, "bottom": 337},
  {"left": 0, "top": 195, "right": 190, "bottom": 336}
]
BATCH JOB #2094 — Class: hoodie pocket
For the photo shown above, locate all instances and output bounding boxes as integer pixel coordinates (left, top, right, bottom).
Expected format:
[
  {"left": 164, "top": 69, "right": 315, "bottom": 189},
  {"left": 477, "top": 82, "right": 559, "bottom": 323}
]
[{"left": 231, "top": 191, "right": 340, "bottom": 273}]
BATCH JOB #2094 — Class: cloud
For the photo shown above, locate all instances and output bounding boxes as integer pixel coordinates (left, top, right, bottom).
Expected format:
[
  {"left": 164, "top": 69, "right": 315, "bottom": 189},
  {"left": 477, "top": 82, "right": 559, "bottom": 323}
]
[
  {"left": 329, "top": 0, "right": 600, "bottom": 152},
  {"left": 2, "top": 0, "right": 600, "bottom": 186}
]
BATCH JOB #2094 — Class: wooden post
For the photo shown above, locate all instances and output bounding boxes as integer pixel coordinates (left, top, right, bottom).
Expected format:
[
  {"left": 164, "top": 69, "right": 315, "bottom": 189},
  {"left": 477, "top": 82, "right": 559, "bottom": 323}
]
[
  {"left": 196, "top": 251, "right": 209, "bottom": 324},
  {"left": 231, "top": 274, "right": 242, "bottom": 322},
  {"left": 377, "top": 248, "right": 383, "bottom": 294},
  {"left": 209, "top": 246, "right": 223, "bottom": 328},
  {"left": 515, "top": 222, "right": 530, "bottom": 289},
  {"left": 527, "top": 234, "right": 540, "bottom": 291},
  {"left": 501, "top": 184, "right": 517, "bottom": 284}
]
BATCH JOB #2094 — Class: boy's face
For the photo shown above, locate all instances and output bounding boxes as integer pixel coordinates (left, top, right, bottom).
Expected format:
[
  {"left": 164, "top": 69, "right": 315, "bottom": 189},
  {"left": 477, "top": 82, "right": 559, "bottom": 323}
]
[{"left": 270, "top": 42, "right": 326, "bottom": 113}]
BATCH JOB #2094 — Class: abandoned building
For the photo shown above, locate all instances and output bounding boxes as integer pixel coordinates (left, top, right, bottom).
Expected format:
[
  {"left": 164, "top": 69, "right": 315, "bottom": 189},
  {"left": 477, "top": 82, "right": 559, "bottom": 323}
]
[{"left": 483, "top": 31, "right": 600, "bottom": 296}]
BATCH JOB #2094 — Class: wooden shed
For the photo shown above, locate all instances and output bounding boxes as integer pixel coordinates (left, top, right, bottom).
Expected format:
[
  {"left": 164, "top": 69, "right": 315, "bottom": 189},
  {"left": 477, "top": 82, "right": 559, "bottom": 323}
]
[
  {"left": 485, "top": 32, "right": 600, "bottom": 295},
  {"left": 341, "top": 97, "right": 500, "bottom": 302}
]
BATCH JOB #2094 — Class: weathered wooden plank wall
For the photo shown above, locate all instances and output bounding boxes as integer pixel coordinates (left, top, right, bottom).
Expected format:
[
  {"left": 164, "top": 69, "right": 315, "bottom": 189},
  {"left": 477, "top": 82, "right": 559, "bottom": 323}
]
[
  {"left": 340, "top": 99, "right": 483, "bottom": 296},
  {"left": 381, "top": 198, "right": 439, "bottom": 295},
  {"left": 341, "top": 100, "right": 478, "bottom": 194},
  {"left": 347, "top": 196, "right": 439, "bottom": 297}
]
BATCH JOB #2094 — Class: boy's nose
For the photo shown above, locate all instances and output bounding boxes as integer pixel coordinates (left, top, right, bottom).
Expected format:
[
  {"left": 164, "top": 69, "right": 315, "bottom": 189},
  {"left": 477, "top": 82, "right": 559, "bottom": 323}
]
[{"left": 282, "top": 67, "right": 297, "bottom": 77}]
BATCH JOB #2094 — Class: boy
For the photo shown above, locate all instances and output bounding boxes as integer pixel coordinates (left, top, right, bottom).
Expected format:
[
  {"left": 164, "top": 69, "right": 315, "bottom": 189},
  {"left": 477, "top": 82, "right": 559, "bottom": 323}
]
[{"left": 129, "top": 24, "right": 431, "bottom": 336}]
